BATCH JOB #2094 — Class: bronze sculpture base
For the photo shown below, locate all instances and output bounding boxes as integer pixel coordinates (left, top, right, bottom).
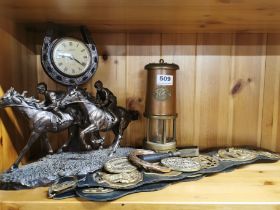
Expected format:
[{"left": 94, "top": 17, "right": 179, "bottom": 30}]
[{"left": 0, "top": 147, "right": 134, "bottom": 190}]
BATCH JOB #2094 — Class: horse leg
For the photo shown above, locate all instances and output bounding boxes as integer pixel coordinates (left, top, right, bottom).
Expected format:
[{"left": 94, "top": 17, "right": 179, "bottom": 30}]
[
  {"left": 57, "top": 126, "right": 76, "bottom": 153},
  {"left": 9, "top": 131, "right": 41, "bottom": 171},
  {"left": 42, "top": 133, "right": 53, "bottom": 154},
  {"left": 80, "top": 124, "right": 99, "bottom": 151},
  {"left": 97, "top": 133, "right": 105, "bottom": 149},
  {"left": 109, "top": 134, "right": 122, "bottom": 157},
  {"left": 57, "top": 138, "right": 71, "bottom": 153},
  {"left": 109, "top": 118, "right": 127, "bottom": 156}
]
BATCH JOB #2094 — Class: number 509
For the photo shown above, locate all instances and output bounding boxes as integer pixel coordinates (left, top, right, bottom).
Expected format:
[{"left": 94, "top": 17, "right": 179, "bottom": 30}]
[{"left": 160, "top": 76, "right": 171, "bottom": 81}]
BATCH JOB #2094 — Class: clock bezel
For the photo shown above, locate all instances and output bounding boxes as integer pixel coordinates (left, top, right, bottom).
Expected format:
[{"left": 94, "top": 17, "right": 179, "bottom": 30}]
[
  {"left": 42, "top": 36, "right": 98, "bottom": 86},
  {"left": 50, "top": 37, "right": 92, "bottom": 78}
]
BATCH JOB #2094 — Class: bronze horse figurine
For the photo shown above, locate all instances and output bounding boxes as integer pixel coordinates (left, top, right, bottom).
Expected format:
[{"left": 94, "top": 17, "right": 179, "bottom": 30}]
[
  {"left": 0, "top": 88, "right": 87, "bottom": 171},
  {"left": 60, "top": 88, "right": 139, "bottom": 155}
]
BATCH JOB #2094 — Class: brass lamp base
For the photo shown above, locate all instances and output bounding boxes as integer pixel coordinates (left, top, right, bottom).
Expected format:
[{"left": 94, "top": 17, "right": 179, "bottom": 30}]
[{"left": 144, "top": 139, "right": 176, "bottom": 153}]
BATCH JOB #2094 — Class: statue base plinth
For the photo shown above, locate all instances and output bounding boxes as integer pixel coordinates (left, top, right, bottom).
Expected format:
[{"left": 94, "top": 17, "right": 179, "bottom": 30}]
[{"left": 0, "top": 147, "right": 134, "bottom": 190}]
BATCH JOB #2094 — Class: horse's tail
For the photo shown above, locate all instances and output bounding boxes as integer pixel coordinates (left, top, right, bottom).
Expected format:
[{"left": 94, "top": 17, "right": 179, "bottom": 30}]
[{"left": 128, "top": 110, "right": 139, "bottom": 121}]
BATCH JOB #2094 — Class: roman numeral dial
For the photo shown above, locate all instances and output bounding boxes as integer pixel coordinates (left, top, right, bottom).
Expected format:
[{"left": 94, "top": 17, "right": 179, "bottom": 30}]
[{"left": 52, "top": 38, "right": 91, "bottom": 77}]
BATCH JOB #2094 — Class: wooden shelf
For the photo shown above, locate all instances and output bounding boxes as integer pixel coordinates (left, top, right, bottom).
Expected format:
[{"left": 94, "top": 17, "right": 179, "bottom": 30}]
[
  {"left": 1, "top": 161, "right": 280, "bottom": 210},
  {"left": 1, "top": 0, "right": 280, "bottom": 33}
]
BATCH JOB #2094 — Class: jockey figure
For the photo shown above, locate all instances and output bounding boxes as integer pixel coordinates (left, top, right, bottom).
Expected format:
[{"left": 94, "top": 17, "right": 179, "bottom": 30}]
[
  {"left": 94, "top": 80, "right": 118, "bottom": 123},
  {"left": 36, "top": 82, "right": 65, "bottom": 122}
]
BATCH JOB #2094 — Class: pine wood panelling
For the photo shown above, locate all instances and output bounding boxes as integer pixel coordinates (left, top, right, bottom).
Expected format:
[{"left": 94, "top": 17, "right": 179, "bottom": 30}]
[
  {"left": 126, "top": 34, "right": 161, "bottom": 147},
  {"left": 0, "top": 24, "right": 16, "bottom": 172},
  {"left": 161, "top": 34, "right": 197, "bottom": 147},
  {"left": 231, "top": 34, "right": 267, "bottom": 147},
  {"left": 194, "top": 34, "right": 233, "bottom": 149},
  {"left": 261, "top": 34, "right": 280, "bottom": 152},
  {"left": 263, "top": 35, "right": 280, "bottom": 153},
  {"left": 0, "top": 21, "right": 36, "bottom": 171}
]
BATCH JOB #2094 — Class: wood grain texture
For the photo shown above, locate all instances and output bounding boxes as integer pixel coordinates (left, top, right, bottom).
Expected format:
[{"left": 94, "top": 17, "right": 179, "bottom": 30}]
[
  {"left": 231, "top": 34, "right": 267, "bottom": 147},
  {"left": 3, "top": 0, "right": 280, "bottom": 33},
  {"left": 0, "top": 21, "right": 34, "bottom": 171},
  {"left": 261, "top": 34, "right": 280, "bottom": 151},
  {"left": 1, "top": 161, "right": 280, "bottom": 209},
  {"left": 195, "top": 34, "right": 233, "bottom": 149},
  {"left": 161, "top": 34, "right": 197, "bottom": 147},
  {"left": 126, "top": 34, "right": 161, "bottom": 147}
]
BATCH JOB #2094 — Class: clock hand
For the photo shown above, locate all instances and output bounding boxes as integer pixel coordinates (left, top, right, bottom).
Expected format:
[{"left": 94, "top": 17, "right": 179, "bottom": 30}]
[
  {"left": 58, "top": 53, "right": 84, "bottom": 67},
  {"left": 57, "top": 52, "right": 72, "bottom": 57},
  {"left": 71, "top": 57, "right": 84, "bottom": 66}
]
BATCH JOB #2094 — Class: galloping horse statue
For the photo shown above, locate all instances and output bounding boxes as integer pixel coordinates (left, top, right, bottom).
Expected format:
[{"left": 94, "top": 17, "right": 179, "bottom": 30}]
[
  {"left": 60, "top": 88, "right": 139, "bottom": 155},
  {"left": 0, "top": 88, "right": 79, "bottom": 171},
  {"left": 0, "top": 85, "right": 139, "bottom": 171}
]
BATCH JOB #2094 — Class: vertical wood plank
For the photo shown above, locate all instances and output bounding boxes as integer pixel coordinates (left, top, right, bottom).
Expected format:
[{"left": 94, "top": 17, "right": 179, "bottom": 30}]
[
  {"left": 126, "top": 33, "right": 161, "bottom": 147},
  {"left": 0, "top": 22, "right": 29, "bottom": 171},
  {"left": 0, "top": 54, "right": 17, "bottom": 172},
  {"left": 194, "top": 34, "right": 233, "bottom": 148},
  {"left": 261, "top": 34, "right": 280, "bottom": 152},
  {"left": 231, "top": 34, "right": 267, "bottom": 147},
  {"left": 21, "top": 28, "right": 37, "bottom": 96},
  {"left": 161, "top": 34, "right": 197, "bottom": 147}
]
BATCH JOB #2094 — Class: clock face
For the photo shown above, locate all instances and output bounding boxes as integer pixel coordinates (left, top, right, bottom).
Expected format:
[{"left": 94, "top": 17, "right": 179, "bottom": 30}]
[
  {"left": 51, "top": 38, "right": 91, "bottom": 77},
  {"left": 42, "top": 32, "right": 98, "bottom": 86}
]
